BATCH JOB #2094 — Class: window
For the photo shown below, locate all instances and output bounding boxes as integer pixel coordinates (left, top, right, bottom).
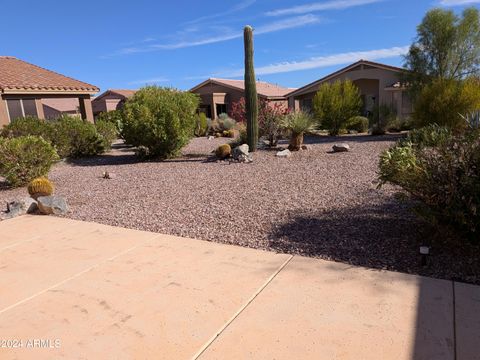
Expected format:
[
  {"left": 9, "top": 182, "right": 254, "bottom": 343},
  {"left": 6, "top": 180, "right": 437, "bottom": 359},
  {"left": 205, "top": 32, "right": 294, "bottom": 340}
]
[
  {"left": 300, "top": 98, "right": 312, "bottom": 112},
  {"left": 216, "top": 103, "right": 227, "bottom": 117},
  {"left": 6, "top": 98, "right": 38, "bottom": 121}
]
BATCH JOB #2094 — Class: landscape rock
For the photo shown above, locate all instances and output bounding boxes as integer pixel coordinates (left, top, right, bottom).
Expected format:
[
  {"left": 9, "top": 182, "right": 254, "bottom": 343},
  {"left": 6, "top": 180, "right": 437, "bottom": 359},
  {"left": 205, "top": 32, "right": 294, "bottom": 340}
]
[
  {"left": 232, "top": 144, "right": 249, "bottom": 160},
  {"left": 276, "top": 149, "right": 292, "bottom": 158},
  {"left": 238, "top": 154, "right": 253, "bottom": 163},
  {"left": 301, "top": 144, "right": 312, "bottom": 151},
  {"left": 208, "top": 136, "right": 214, "bottom": 140},
  {"left": 1, "top": 198, "right": 38, "bottom": 220},
  {"left": 332, "top": 143, "right": 350, "bottom": 152},
  {"left": 37, "top": 196, "right": 68, "bottom": 215}
]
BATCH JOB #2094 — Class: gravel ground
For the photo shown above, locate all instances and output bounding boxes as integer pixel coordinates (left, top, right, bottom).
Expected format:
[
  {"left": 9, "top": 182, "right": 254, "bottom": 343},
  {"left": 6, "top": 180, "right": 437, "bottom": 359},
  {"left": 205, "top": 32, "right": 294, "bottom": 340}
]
[{"left": 1, "top": 134, "right": 479, "bottom": 284}]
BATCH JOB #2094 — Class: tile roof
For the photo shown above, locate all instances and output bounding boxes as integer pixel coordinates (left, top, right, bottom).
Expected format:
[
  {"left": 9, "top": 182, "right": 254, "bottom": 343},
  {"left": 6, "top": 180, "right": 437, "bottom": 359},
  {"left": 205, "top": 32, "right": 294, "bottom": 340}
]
[
  {"left": 191, "top": 78, "right": 295, "bottom": 98},
  {"left": 0, "top": 56, "right": 99, "bottom": 93}
]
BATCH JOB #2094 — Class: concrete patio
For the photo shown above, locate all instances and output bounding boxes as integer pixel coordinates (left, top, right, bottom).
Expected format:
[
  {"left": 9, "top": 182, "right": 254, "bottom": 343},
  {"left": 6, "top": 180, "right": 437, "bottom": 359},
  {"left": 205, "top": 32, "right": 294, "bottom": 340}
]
[{"left": 0, "top": 215, "right": 478, "bottom": 359}]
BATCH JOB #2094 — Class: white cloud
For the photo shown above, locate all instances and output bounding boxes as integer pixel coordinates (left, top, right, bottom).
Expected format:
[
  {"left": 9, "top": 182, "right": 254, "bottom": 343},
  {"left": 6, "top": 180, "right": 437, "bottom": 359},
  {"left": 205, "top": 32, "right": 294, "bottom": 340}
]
[
  {"left": 128, "top": 77, "right": 170, "bottom": 85},
  {"left": 266, "top": 0, "right": 382, "bottom": 16},
  {"left": 184, "top": 0, "right": 257, "bottom": 25},
  {"left": 115, "top": 15, "right": 321, "bottom": 54},
  {"left": 439, "top": 0, "right": 480, "bottom": 5},
  {"left": 208, "top": 46, "right": 409, "bottom": 77}
]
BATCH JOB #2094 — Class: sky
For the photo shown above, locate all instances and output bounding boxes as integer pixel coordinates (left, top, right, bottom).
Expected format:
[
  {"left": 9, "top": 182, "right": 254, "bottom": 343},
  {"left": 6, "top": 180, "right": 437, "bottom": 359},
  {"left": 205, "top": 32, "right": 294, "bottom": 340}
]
[{"left": 0, "top": 0, "right": 479, "bottom": 93}]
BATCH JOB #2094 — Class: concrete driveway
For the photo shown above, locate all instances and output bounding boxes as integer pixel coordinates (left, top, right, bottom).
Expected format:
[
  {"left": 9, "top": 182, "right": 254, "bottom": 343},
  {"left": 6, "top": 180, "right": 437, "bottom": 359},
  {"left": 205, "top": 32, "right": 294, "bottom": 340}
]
[{"left": 0, "top": 215, "right": 478, "bottom": 359}]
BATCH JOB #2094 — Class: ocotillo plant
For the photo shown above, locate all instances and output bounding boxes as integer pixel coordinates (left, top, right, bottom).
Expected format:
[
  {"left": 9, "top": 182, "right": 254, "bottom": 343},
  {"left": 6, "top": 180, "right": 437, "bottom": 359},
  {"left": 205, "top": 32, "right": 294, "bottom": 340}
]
[{"left": 244, "top": 25, "right": 258, "bottom": 152}]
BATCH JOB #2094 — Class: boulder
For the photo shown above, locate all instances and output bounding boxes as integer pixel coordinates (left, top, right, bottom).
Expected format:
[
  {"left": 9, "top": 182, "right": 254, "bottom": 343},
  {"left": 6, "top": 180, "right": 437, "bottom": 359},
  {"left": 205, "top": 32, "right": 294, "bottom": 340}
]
[
  {"left": 238, "top": 154, "right": 253, "bottom": 163},
  {"left": 232, "top": 144, "right": 249, "bottom": 160},
  {"left": 276, "top": 149, "right": 292, "bottom": 158},
  {"left": 332, "top": 143, "right": 350, "bottom": 152},
  {"left": 1, "top": 198, "right": 37, "bottom": 220},
  {"left": 37, "top": 196, "right": 68, "bottom": 215}
]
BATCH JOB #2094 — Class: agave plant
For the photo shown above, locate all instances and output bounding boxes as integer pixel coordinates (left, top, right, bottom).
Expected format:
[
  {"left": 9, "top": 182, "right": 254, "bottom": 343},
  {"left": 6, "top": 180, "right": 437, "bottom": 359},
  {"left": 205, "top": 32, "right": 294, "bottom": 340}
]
[
  {"left": 459, "top": 110, "right": 480, "bottom": 129},
  {"left": 282, "top": 111, "right": 315, "bottom": 151}
]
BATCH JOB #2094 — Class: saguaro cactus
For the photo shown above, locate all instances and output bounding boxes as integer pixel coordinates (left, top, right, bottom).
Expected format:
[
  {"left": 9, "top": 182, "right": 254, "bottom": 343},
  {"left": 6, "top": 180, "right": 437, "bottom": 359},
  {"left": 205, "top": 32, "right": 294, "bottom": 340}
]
[{"left": 244, "top": 25, "right": 258, "bottom": 152}]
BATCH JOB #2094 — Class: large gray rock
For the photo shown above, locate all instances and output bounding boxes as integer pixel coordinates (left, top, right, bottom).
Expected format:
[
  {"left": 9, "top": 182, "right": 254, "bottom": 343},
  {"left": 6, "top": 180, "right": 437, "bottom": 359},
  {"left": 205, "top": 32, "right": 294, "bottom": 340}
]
[
  {"left": 232, "top": 144, "right": 249, "bottom": 160},
  {"left": 332, "top": 143, "right": 350, "bottom": 152},
  {"left": 276, "top": 149, "right": 292, "bottom": 158},
  {"left": 1, "top": 198, "right": 37, "bottom": 220},
  {"left": 37, "top": 196, "right": 68, "bottom": 215}
]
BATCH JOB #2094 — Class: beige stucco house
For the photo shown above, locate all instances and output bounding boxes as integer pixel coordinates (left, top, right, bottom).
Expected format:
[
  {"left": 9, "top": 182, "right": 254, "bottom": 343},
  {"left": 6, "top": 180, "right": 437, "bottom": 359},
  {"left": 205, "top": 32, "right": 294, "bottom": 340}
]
[
  {"left": 0, "top": 56, "right": 99, "bottom": 127},
  {"left": 190, "top": 78, "right": 295, "bottom": 119},
  {"left": 287, "top": 60, "right": 412, "bottom": 119},
  {"left": 92, "top": 89, "right": 136, "bottom": 118}
]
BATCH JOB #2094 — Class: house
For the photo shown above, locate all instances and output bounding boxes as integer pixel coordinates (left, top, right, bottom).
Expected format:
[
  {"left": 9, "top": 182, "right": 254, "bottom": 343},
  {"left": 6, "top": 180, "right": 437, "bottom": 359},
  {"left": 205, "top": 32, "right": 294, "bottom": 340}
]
[
  {"left": 190, "top": 78, "right": 294, "bottom": 119},
  {"left": 287, "top": 60, "right": 413, "bottom": 119},
  {"left": 92, "top": 89, "right": 136, "bottom": 117},
  {"left": 0, "top": 56, "right": 99, "bottom": 127}
]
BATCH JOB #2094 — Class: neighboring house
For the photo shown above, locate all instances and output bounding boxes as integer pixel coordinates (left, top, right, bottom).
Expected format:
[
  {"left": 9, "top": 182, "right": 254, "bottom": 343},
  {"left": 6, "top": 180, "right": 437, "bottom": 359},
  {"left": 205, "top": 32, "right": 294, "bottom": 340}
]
[
  {"left": 92, "top": 89, "right": 136, "bottom": 117},
  {"left": 287, "top": 60, "right": 413, "bottom": 119},
  {"left": 190, "top": 78, "right": 295, "bottom": 119},
  {"left": 0, "top": 56, "right": 99, "bottom": 126}
]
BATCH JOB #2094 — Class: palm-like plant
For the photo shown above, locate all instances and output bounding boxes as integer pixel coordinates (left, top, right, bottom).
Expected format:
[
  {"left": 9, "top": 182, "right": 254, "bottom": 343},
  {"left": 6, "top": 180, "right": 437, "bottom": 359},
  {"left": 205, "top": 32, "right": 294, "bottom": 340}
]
[{"left": 282, "top": 111, "right": 315, "bottom": 151}]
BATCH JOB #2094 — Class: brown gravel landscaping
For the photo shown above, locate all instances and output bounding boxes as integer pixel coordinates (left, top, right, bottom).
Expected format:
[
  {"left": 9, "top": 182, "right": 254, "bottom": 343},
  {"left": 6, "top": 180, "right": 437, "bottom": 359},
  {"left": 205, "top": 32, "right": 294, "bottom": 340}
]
[{"left": 1, "top": 134, "right": 479, "bottom": 284}]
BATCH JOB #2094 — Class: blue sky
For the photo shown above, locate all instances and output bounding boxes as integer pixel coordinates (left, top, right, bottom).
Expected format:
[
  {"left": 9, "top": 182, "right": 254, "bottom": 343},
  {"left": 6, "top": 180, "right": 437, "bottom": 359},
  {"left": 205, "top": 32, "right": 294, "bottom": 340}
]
[{"left": 1, "top": 0, "right": 479, "bottom": 93}]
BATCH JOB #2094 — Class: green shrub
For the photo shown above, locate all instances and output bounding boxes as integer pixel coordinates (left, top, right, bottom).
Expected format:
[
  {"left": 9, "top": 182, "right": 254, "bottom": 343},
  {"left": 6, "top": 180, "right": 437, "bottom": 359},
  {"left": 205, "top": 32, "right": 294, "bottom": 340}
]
[
  {"left": 194, "top": 113, "right": 208, "bottom": 137},
  {"left": 95, "top": 120, "right": 118, "bottom": 151},
  {"left": 95, "top": 110, "right": 124, "bottom": 134},
  {"left": 121, "top": 86, "right": 199, "bottom": 159},
  {"left": 313, "top": 80, "right": 362, "bottom": 136},
  {"left": 218, "top": 113, "right": 236, "bottom": 131},
  {"left": 379, "top": 128, "right": 480, "bottom": 241},
  {"left": 404, "top": 124, "right": 452, "bottom": 148},
  {"left": 53, "top": 116, "right": 105, "bottom": 158},
  {"left": 413, "top": 78, "right": 480, "bottom": 130},
  {"left": 1, "top": 116, "right": 55, "bottom": 143},
  {"left": 0, "top": 136, "right": 59, "bottom": 187},
  {"left": 347, "top": 116, "right": 369, "bottom": 133},
  {"left": 369, "top": 104, "right": 397, "bottom": 135}
]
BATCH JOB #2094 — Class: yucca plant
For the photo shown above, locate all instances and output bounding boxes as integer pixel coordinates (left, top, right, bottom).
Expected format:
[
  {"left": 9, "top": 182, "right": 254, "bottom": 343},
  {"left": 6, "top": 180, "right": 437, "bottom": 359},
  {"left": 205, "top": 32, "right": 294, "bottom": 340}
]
[
  {"left": 282, "top": 111, "right": 315, "bottom": 151},
  {"left": 459, "top": 110, "right": 480, "bottom": 130}
]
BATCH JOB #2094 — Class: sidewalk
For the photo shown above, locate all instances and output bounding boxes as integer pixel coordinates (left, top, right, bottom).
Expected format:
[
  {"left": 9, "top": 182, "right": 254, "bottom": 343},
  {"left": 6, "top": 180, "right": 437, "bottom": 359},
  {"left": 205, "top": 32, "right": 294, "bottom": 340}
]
[{"left": 0, "top": 215, "right": 478, "bottom": 359}]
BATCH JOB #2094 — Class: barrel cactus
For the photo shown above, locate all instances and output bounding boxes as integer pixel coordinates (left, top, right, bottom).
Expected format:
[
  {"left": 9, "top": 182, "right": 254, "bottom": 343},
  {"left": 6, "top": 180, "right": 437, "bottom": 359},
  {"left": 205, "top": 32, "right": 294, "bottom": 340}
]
[
  {"left": 215, "top": 144, "right": 231, "bottom": 159},
  {"left": 244, "top": 25, "right": 258, "bottom": 152},
  {"left": 27, "top": 177, "right": 54, "bottom": 199}
]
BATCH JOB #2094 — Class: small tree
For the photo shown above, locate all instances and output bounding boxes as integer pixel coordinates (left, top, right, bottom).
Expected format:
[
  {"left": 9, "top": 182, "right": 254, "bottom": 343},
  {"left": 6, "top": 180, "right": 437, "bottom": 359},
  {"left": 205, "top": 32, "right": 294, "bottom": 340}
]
[
  {"left": 229, "top": 97, "right": 246, "bottom": 123},
  {"left": 313, "top": 80, "right": 362, "bottom": 136},
  {"left": 404, "top": 7, "right": 480, "bottom": 95}
]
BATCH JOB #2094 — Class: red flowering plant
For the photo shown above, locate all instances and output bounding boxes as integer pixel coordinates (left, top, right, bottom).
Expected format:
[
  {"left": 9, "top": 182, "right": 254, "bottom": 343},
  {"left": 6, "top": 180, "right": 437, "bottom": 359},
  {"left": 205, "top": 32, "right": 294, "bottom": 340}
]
[{"left": 230, "top": 97, "right": 290, "bottom": 147}]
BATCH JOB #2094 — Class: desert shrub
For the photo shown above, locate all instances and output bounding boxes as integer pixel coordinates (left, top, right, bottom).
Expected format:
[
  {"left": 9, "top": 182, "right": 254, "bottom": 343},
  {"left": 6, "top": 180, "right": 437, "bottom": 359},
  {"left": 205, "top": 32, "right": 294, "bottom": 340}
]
[
  {"left": 95, "top": 110, "right": 123, "bottom": 134},
  {"left": 194, "top": 113, "right": 208, "bottom": 137},
  {"left": 313, "top": 80, "right": 362, "bottom": 136},
  {"left": 387, "top": 117, "right": 415, "bottom": 132},
  {"left": 121, "top": 86, "right": 199, "bottom": 159},
  {"left": 27, "top": 176, "right": 54, "bottom": 199},
  {"left": 218, "top": 113, "right": 236, "bottom": 131},
  {"left": 347, "top": 116, "right": 369, "bottom": 133},
  {"left": 404, "top": 124, "right": 452, "bottom": 148},
  {"left": 369, "top": 104, "right": 397, "bottom": 135},
  {"left": 379, "top": 128, "right": 480, "bottom": 241},
  {"left": 230, "top": 97, "right": 247, "bottom": 123},
  {"left": 0, "top": 116, "right": 54, "bottom": 141},
  {"left": 459, "top": 109, "right": 480, "bottom": 130},
  {"left": 95, "top": 120, "right": 118, "bottom": 151},
  {"left": 215, "top": 144, "right": 231, "bottom": 159},
  {"left": 282, "top": 111, "right": 315, "bottom": 151},
  {"left": 0, "top": 136, "right": 59, "bottom": 187},
  {"left": 53, "top": 116, "right": 105, "bottom": 158},
  {"left": 413, "top": 78, "right": 480, "bottom": 130}
]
